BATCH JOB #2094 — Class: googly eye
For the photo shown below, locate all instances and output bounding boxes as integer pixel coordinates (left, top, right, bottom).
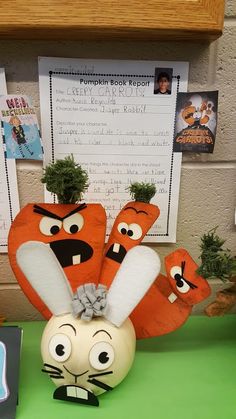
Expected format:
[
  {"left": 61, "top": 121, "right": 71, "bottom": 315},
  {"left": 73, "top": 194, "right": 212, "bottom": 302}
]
[
  {"left": 63, "top": 213, "right": 84, "bottom": 234},
  {"left": 127, "top": 223, "right": 143, "bottom": 240},
  {"left": 49, "top": 334, "right": 72, "bottom": 363},
  {"left": 39, "top": 217, "right": 62, "bottom": 236},
  {"left": 176, "top": 280, "right": 190, "bottom": 294},
  {"left": 117, "top": 222, "right": 128, "bottom": 235},
  {"left": 89, "top": 342, "right": 115, "bottom": 371},
  {"left": 170, "top": 266, "right": 190, "bottom": 294},
  {"left": 170, "top": 266, "right": 182, "bottom": 279}
]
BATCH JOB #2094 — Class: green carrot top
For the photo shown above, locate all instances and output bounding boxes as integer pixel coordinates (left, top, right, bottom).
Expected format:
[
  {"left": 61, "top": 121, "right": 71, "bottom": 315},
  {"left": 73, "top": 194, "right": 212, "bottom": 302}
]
[
  {"left": 41, "top": 155, "right": 89, "bottom": 204},
  {"left": 127, "top": 182, "right": 156, "bottom": 203}
]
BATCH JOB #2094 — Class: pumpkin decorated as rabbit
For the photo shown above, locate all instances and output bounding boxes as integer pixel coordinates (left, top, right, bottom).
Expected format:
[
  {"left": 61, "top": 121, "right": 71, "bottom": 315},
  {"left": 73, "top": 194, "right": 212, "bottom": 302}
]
[
  {"left": 16, "top": 241, "right": 160, "bottom": 406},
  {"left": 8, "top": 164, "right": 210, "bottom": 407}
]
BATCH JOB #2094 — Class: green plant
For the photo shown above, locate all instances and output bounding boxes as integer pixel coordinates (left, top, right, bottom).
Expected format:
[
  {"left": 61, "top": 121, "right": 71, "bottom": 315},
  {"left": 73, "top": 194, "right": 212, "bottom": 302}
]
[
  {"left": 197, "top": 227, "right": 236, "bottom": 282},
  {"left": 127, "top": 182, "right": 156, "bottom": 203},
  {"left": 41, "top": 155, "right": 89, "bottom": 204}
]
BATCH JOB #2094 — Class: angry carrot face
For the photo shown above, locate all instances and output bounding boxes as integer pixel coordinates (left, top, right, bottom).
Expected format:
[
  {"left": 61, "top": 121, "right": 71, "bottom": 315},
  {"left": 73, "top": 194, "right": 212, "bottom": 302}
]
[
  {"left": 164, "top": 248, "right": 211, "bottom": 306},
  {"left": 130, "top": 249, "right": 211, "bottom": 339},
  {"left": 8, "top": 203, "right": 106, "bottom": 318}
]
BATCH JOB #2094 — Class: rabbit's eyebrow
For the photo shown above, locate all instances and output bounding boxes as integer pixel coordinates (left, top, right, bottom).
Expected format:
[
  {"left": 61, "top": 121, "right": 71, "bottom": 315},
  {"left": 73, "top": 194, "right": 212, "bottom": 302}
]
[
  {"left": 92, "top": 330, "right": 112, "bottom": 339},
  {"left": 59, "top": 323, "right": 76, "bottom": 335}
]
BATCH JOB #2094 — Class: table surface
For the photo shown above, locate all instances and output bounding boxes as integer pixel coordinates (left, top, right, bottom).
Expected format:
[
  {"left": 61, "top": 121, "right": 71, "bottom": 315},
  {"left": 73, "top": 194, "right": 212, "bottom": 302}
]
[{"left": 9, "top": 315, "right": 236, "bottom": 419}]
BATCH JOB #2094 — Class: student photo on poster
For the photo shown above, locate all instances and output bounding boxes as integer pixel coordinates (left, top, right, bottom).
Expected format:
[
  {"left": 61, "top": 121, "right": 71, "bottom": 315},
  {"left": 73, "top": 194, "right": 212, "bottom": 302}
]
[{"left": 154, "top": 68, "right": 173, "bottom": 95}]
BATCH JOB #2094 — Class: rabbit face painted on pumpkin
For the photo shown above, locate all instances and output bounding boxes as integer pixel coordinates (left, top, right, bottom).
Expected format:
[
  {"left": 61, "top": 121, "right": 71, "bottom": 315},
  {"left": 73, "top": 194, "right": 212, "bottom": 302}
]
[
  {"left": 41, "top": 314, "right": 135, "bottom": 396},
  {"left": 16, "top": 241, "right": 160, "bottom": 406}
]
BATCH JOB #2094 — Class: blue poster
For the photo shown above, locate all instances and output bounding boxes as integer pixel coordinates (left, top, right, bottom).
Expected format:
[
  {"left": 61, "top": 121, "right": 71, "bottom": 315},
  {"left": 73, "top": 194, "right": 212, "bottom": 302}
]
[
  {"left": 0, "top": 342, "right": 9, "bottom": 403},
  {"left": 0, "top": 327, "right": 22, "bottom": 419},
  {"left": 0, "top": 95, "right": 43, "bottom": 160}
]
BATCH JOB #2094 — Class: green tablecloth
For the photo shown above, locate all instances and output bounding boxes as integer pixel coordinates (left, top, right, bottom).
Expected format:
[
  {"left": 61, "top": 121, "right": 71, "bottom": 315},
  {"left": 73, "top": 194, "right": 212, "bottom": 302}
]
[{"left": 12, "top": 316, "right": 236, "bottom": 419}]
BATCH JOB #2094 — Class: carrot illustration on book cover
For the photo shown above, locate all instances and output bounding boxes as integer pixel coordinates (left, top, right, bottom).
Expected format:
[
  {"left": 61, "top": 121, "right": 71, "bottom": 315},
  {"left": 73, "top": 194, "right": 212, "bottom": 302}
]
[
  {"left": 99, "top": 182, "right": 160, "bottom": 288},
  {"left": 174, "top": 91, "right": 218, "bottom": 153}
]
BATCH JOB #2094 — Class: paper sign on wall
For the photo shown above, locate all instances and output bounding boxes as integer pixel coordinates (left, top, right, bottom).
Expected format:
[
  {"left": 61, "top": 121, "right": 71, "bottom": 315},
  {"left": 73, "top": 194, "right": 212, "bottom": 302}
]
[{"left": 39, "top": 57, "right": 189, "bottom": 242}]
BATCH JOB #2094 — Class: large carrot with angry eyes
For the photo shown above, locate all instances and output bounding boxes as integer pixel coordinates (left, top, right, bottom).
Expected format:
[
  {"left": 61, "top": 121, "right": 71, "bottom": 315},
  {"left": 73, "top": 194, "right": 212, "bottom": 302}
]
[
  {"left": 8, "top": 156, "right": 107, "bottom": 319},
  {"left": 99, "top": 182, "right": 160, "bottom": 289}
]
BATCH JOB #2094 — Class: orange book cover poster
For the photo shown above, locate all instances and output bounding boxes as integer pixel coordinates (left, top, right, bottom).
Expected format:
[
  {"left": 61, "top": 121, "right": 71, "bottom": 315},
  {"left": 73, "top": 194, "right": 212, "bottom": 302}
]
[{"left": 174, "top": 91, "right": 218, "bottom": 153}]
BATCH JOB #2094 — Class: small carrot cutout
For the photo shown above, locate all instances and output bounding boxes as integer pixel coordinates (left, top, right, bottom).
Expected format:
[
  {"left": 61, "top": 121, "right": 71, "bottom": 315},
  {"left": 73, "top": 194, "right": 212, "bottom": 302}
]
[
  {"left": 130, "top": 249, "right": 211, "bottom": 339},
  {"left": 99, "top": 182, "right": 160, "bottom": 289}
]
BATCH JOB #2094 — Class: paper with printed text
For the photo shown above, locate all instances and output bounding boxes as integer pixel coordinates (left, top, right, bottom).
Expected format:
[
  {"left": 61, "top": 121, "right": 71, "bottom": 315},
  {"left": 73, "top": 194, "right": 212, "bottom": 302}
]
[{"left": 39, "top": 57, "right": 188, "bottom": 242}]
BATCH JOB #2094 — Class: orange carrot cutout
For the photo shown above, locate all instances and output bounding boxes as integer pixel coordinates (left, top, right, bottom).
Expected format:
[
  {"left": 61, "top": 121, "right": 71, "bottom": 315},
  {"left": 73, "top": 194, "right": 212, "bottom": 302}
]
[
  {"left": 130, "top": 248, "right": 211, "bottom": 339},
  {"left": 8, "top": 157, "right": 107, "bottom": 319},
  {"left": 164, "top": 248, "right": 211, "bottom": 306},
  {"left": 100, "top": 183, "right": 160, "bottom": 288},
  {"left": 8, "top": 203, "right": 106, "bottom": 319}
]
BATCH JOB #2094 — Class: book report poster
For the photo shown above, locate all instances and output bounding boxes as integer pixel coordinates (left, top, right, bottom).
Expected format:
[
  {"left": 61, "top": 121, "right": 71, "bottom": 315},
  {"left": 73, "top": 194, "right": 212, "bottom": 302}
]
[
  {"left": 39, "top": 57, "right": 189, "bottom": 242},
  {"left": 174, "top": 91, "right": 218, "bottom": 153}
]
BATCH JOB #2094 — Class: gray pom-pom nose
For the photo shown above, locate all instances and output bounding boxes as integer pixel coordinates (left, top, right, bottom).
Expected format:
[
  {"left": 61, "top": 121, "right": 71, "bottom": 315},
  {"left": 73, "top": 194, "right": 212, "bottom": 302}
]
[{"left": 72, "top": 283, "right": 107, "bottom": 321}]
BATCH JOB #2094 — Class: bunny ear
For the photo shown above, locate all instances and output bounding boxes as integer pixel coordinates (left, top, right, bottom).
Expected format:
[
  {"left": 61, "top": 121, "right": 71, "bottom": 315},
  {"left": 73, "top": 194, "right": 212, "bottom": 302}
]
[
  {"left": 104, "top": 246, "right": 161, "bottom": 327},
  {"left": 16, "top": 241, "right": 73, "bottom": 316}
]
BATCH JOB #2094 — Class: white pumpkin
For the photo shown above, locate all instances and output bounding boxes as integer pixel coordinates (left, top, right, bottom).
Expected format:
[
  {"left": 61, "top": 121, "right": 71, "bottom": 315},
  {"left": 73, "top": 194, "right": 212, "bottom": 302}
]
[
  {"left": 16, "top": 241, "right": 160, "bottom": 404},
  {"left": 41, "top": 314, "right": 136, "bottom": 395}
]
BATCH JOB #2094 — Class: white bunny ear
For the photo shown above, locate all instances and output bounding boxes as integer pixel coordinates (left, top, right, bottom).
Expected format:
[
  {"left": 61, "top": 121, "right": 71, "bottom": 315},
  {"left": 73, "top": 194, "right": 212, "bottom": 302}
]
[
  {"left": 104, "top": 246, "right": 161, "bottom": 327},
  {"left": 16, "top": 241, "right": 73, "bottom": 316}
]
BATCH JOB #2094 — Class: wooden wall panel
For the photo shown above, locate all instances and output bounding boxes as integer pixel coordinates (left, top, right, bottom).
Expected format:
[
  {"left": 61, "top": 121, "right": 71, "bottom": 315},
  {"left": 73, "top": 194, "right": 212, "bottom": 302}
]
[
  {"left": 0, "top": 288, "right": 43, "bottom": 322},
  {"left": 0, "top": 0, "right": 225, "bottom": 41}
]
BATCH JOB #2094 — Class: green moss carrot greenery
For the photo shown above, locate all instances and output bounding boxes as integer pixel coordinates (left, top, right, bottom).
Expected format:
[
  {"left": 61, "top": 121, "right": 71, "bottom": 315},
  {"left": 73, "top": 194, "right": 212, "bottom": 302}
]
[
  {"left": 41, "top": 155, "right": 89, "bottom": 204},
  {"left": 197, "top": 227, "right": 236, "bottom": 282},
  {"left": 127, "top": 182, "right": 156, "bottom": 203}
]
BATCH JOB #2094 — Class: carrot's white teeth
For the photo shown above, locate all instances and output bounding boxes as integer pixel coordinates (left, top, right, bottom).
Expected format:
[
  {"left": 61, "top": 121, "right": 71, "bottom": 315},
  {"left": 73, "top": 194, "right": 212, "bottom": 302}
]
[
  {"left": 72, "top": 254, "right": 81, "bottom": 265},
  {"left": 113, "top": 243, "right": 120, "bottom": 253},
  {"left": 168, "top": 293, "right": 177, "bottom": 303}
]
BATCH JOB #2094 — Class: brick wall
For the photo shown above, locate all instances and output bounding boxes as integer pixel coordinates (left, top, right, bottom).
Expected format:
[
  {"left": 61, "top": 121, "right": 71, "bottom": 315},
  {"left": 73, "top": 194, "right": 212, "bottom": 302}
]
[{"left": 0, "top": 1, "right": 235, "bottom": 320}]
